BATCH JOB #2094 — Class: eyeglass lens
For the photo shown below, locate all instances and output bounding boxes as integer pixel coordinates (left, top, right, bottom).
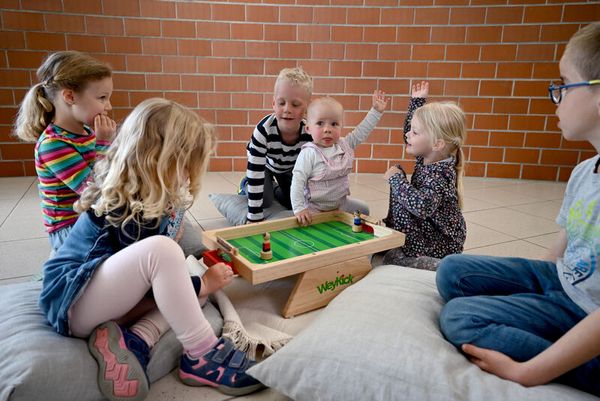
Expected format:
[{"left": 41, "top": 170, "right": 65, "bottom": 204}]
[{"left": 549, "top": 82, "right": 562, "bottom": 104}]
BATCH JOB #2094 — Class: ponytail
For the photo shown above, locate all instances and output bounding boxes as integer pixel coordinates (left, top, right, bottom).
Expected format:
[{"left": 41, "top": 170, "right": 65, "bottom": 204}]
[
  {"left": 14, "top": 83, "right": 55, "bottom": 142},
  {"left": 454, "top": 146, "right": 464, "bottom": 210}
]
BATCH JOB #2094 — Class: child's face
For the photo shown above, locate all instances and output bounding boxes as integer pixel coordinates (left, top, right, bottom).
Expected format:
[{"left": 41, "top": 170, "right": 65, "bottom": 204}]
[
  {"left": 306, "top": 102, "right": 343, "bottom": 148},
  {"left": 72, "top": 77, "right": 113, "bottom": 127},
  {"left": 405, "top": 116, "right": 434, "bottom": 158},
  {"left": 556, "top": 53, "right": 600, "bottom": 143},
  {"left": 272, "top": 80, "right": 310, "bottom": 136}
]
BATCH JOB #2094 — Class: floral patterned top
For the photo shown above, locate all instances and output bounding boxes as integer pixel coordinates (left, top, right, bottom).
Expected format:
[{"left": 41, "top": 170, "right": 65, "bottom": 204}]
[{"left": 383, "top": 97, "right": 466, "bottom": 258}]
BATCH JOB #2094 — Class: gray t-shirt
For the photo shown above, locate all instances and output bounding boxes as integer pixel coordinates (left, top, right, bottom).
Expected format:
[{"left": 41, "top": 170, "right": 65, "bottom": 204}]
[{"left": 557, "top": 155, "right": 600, "bottom": 314}]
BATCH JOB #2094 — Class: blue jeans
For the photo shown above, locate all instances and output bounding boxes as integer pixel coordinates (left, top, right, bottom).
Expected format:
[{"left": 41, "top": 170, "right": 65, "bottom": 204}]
[
  {"left": 436, "top": 254, "right": 600, "bottom": 396},
  {"left": 48, "top": 225, "right": 73, "bottom": 253}
]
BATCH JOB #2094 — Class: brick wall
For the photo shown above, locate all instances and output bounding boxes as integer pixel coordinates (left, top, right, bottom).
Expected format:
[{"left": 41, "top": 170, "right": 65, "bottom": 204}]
[{"left": 1, "top": 0, "right": 598, "bottom": 180}]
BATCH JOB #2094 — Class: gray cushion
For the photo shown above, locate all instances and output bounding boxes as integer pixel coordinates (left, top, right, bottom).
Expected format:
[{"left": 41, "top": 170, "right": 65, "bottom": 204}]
[
  {"left": 248, "top": 265, "right": 598, "bottom": 401},
  {"left": 179, "top": 214, "right": 208, "bottom": 258},
  {"left": 0, "top": 281, "right": 223, "bottom": 401},
  {"left": 209, "top": 193, "right": 292, "bottom": 226}
]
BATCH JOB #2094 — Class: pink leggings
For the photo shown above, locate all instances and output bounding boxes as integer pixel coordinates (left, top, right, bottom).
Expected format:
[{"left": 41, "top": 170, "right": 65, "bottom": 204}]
[{"left": 69, "top": 236, "right": 216, "bottom": 352}]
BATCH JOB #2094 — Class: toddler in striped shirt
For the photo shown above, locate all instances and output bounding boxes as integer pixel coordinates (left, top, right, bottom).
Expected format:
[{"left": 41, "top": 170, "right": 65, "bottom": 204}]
[{"left": 291, "top": 91, "right": 387, "bottom": 226}]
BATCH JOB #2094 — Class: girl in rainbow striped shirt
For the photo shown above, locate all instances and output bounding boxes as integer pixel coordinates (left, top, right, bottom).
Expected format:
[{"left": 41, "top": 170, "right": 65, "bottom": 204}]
[{"left": 15, "top": 51, "right": 116, "bottom": 252}]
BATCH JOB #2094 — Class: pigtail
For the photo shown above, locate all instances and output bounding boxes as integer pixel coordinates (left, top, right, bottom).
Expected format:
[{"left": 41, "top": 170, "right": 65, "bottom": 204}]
[
  {"left": 454, "top": 145, "right": 465, "bottom": 210},
  {"left": 14, "top": 82, "right": 55, "bottom": 142}
]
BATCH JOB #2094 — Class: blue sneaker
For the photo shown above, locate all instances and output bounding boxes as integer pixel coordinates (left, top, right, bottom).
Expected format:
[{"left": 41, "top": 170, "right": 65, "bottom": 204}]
[
  {"left": 88, "top": 321, "right": 150, "bottom": 401},
  {"left": 179, "top": 338, "right": 265, "bottom": 396},
  {"left": 238, "top": 176, "right": 248, "bottom": 195}
]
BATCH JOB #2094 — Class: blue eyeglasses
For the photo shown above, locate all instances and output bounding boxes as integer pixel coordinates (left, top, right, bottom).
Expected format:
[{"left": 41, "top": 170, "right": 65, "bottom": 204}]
[{"left": 548, "top": 80, "right": 600, "bottom": 104}]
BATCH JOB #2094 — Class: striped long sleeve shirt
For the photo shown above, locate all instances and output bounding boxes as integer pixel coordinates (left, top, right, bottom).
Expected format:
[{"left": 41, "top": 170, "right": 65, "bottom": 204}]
[
  {"left": 245, "top": 113, "right": 312, "bottom": 222},
  {"left": 34, "top": 124, "right": 109, "bottom": 233}
]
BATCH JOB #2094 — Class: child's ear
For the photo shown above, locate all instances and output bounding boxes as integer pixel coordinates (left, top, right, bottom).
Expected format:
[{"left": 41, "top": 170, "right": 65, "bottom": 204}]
[
  {"left": 432, "top": 138, "right": 446, "bottom": 152},
  {"left": 61, "top": 89, "right": 75, "bottom": 106}
]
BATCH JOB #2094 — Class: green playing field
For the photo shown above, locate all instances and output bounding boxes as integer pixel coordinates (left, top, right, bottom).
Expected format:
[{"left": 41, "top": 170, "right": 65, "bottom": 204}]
[{"left": 227, "top": 221, "right": 375, "bottom": 264}]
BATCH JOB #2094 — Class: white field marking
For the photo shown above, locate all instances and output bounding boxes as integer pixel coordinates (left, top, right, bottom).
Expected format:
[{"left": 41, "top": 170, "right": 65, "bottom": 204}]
[
  {"left": 238, "top": 247, "right": 260, "bottom": 258},
  {"left": 292, "top": 239, "right": 318, "bottom": 251},
  {"left": 332, "top": 227, "right": 361, "bottom": 242}
]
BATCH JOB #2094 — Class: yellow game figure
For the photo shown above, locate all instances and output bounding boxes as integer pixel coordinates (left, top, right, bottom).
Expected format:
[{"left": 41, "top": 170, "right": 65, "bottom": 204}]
[
  {"left": 260, "top": 232, "right": 273, "bottom": 260},
  {"left": 352, "top": 211, "right": 363, "bottom": 233}
]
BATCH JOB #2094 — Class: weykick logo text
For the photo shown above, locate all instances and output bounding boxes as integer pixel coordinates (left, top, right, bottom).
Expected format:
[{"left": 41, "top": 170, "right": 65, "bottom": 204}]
[{"left": 316, "top": 275, "right": 354, "bottom": 294}]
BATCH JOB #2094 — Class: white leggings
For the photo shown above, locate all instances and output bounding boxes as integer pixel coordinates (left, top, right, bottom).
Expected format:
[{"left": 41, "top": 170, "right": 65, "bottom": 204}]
[{"left": 69, "top": 236, "right": 216, "bottom": 352}]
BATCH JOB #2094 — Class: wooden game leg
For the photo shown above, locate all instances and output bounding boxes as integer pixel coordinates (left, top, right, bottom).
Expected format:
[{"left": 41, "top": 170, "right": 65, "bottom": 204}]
[{"left": 282, "top": 256, "right": 372, "bottom": 318}]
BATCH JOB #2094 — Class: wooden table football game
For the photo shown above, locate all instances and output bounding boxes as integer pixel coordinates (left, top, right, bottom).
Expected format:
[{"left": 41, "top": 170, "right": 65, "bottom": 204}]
[{"left": 202, "top": 211, "right": 405, "bottom": 318}]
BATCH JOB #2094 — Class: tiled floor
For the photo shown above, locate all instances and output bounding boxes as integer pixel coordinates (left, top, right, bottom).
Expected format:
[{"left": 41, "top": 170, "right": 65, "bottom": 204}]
[{"left": 0, "top": 172, "right": 566, "bottom": 400}]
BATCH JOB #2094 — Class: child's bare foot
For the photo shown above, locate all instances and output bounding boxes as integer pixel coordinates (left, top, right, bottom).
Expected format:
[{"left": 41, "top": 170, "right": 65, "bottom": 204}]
[{"left": 200, "top": 263, "right": 234, "bottom": 296}]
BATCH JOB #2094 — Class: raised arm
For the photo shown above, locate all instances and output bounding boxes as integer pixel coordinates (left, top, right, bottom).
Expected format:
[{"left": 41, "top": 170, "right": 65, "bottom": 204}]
[
  {"left": 345, "top": 90, "right": 387, "bottom": 149},
  {"left": 403, "top": 81, "right": 429, "bottom": 139}
]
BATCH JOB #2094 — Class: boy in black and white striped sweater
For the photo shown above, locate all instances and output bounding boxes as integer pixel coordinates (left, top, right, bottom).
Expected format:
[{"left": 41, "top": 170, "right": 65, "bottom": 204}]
[{"left": 242, "top": 67, "right": 313, "bottom": 223}]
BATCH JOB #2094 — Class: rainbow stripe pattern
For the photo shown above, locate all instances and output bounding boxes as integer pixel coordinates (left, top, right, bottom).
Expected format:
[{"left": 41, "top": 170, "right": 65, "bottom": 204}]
[{"left": 34, "top": 124, "right": 109, "bottom": 233}]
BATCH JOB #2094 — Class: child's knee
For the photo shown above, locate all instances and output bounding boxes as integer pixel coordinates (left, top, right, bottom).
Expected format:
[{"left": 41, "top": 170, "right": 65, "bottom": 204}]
[
  {"left": 439, "top": 299, "right": 475, "bottom": 347},
  {"left": 436, "top": 254, "right": 464, "bottom": 300},
  {"left": 144, "top": 235, "right": 185, "bottom": 262}
]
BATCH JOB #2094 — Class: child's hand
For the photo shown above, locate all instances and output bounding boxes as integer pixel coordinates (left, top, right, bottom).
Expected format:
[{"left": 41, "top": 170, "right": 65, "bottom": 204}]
[
  {"left": 384, "top": 165, "right": 406, "bottom": 181},
  {"left": 461, "top": 344, "right": 540, "bottom": 387},
  {"left": 372, "top": 90, "right": 388, "bottom": 113},
  {"left": 295, "top": 209, "right": 312, "bottom": 226},
  {"left": 94, "top": 114, "right": 117, "bottom": 142},
  {"left": 200, "top": 262, "right": 234, "bottom": 296},
  {"left": 411, "top": 81, "right": 429, "bottom": 99}
]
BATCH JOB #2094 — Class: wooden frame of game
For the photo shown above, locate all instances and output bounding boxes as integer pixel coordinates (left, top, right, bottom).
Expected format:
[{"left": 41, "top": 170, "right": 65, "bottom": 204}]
[{"left": 202, "top": 211, "right": 405, "bottom": 318}]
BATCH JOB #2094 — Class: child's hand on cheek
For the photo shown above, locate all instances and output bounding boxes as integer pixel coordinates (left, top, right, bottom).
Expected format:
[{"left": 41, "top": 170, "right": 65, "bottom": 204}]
[
  {"left": 94, "top": 114, "right": 117, "bottom": 142},
  {"left": 372, "top": 90, "right": 388, "bottom": 113}
]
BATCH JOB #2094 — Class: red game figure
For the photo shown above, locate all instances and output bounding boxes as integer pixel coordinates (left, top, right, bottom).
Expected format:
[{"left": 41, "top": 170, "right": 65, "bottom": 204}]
[{"left": 260, "top": 232, "right": 273, "bottom": 260}]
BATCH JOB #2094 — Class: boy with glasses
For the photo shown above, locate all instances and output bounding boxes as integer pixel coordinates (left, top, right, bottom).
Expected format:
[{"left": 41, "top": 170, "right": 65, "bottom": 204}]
[{"left": 436, "top": 22, "right": 600, "bottom": 396}]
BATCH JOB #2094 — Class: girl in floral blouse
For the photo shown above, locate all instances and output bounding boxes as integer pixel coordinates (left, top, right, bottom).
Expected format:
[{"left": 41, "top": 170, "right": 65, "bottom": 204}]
[{"left": 383, "top": 81, "right": 466, "bottom": 270}]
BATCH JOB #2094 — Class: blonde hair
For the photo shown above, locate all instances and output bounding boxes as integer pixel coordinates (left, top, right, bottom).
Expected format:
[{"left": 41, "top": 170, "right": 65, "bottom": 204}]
[
  {"left": 275, "top": 67, "right": 313, "bottom": 98},
  {"left": 307, "top": 96, "right": 343, "bottom": 122},
  {"left": 413, "top": 102, "right": 467, "bottom": 209},
  {"left": 564, "top": 22, "right": 600, "bottom": 81},
  {"left": 76, "top": 98, "right": 216, "bottom": 231},
  {"left": 15, "top": 51, "right": 112, "bottom": 142}
]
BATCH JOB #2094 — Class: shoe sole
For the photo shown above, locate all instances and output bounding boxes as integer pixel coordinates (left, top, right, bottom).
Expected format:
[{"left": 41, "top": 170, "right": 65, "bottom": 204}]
[
  {"left": 179, "top": 370, "right": 265, "bottom": 396},
  {"left": 88, "top": 321, "right": 150, "bottom": 401}
]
